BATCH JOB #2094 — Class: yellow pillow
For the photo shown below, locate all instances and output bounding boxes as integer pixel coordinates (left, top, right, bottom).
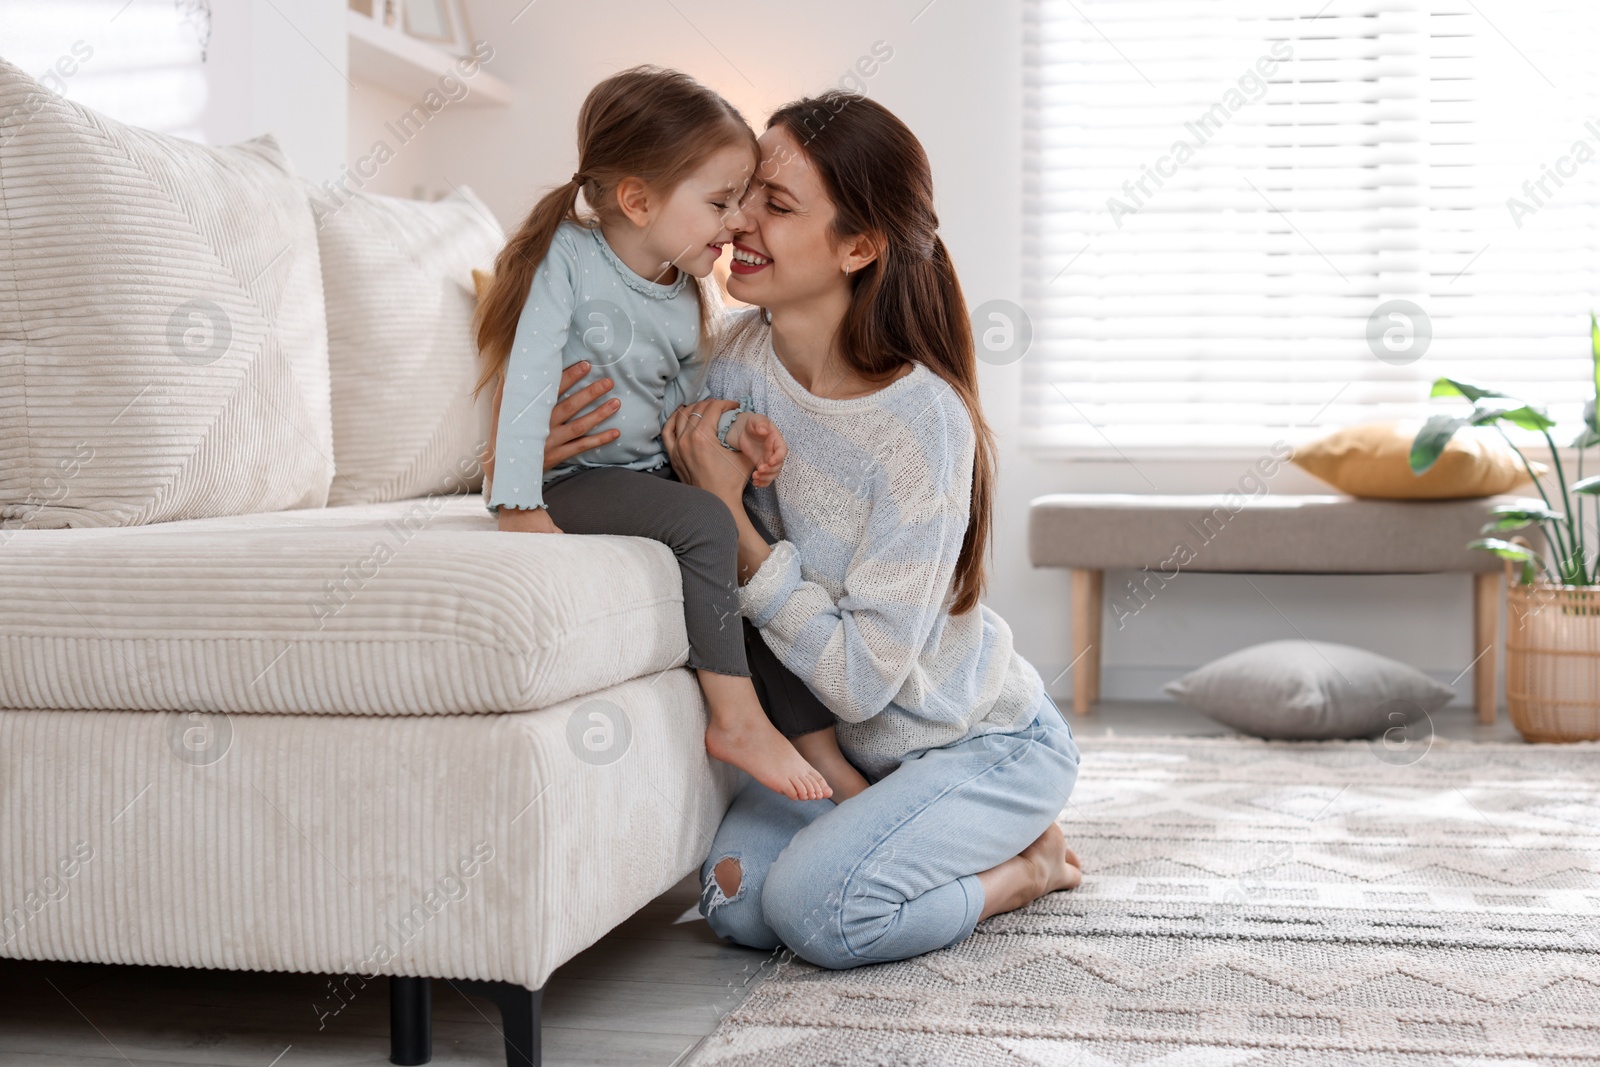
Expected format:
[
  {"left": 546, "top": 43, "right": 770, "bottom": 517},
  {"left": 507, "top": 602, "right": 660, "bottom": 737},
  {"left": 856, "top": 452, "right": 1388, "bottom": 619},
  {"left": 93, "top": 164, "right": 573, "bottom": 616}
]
[
  {"left": 471, "top": 267, "right": 494, "bottom": 303},
  {"left": 1292, "top": 421, "right": 1543, "bottom": 500}
]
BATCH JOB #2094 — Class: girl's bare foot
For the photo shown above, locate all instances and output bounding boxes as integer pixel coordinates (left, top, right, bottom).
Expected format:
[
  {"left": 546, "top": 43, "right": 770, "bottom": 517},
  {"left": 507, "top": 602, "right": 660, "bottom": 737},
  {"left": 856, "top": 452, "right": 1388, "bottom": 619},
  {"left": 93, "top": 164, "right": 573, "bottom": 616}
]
[
  {"left": 705, "top": 717, "right": 832, "bottom": 802},
  {"left": 1023, "top": 822, "right": 1083, "bottom": 895},
  {"left": 698, "top": 669, "right": 831, "bottom": 801},
  {"left": 792, "top": 728, "right": 871, "bottom": 803}
]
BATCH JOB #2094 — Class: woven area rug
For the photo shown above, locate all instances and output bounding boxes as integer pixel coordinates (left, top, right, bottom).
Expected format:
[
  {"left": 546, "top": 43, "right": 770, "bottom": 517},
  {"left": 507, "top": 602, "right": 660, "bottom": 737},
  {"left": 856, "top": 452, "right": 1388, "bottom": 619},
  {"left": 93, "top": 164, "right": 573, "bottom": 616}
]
[{"left": 687, "top": 735, "right": 1600, "bottom": 1065}]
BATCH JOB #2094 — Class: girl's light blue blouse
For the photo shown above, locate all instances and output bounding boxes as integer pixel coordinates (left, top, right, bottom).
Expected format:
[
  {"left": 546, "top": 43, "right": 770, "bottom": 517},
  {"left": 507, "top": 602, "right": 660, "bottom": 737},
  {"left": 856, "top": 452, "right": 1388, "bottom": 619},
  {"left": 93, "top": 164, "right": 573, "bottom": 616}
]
[{"left": 485, "top": 220, "right": 734, "bottom": 514}]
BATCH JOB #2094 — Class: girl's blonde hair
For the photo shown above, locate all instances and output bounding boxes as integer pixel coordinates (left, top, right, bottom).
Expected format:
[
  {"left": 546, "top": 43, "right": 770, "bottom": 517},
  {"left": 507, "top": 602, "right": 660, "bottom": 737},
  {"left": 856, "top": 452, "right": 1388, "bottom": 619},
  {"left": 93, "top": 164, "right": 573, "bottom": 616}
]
[{"left": 472, "top": 66, "right": 757, "bottom": 402}]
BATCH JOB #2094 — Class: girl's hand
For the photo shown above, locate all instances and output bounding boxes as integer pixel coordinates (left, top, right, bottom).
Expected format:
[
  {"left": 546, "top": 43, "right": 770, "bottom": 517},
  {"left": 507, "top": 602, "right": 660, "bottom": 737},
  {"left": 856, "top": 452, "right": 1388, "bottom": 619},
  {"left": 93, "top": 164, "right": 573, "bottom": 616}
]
[
  {"left": 662, "top": 398, "right": 754, "bottom": 505},
  {"left": 733, "top": 414, "right": 787, "bottom": 488},
  {"left": 497, "top": 505, "right": 562, "bottom": 534}
]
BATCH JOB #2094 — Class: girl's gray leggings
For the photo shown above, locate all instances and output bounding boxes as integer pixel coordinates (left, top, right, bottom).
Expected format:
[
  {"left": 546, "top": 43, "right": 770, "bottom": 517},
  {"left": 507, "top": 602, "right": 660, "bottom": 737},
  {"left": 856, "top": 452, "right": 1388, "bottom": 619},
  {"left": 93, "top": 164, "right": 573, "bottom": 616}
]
[{"left": 541, "top": 463, "right": 835, "bottom": 738}]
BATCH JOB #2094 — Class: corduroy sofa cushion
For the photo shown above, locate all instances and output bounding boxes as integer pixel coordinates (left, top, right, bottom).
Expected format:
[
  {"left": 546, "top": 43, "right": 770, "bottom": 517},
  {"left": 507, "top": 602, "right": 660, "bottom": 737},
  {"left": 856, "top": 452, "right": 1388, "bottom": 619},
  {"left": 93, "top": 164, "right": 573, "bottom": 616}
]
[
  {"left": 0, "top": 58, "right": 334, "bottom": 529},
  {"left": 0, "top": 495, "right": 690, "bottom": 715},
  {"left": 313, "top": 185, "right": 502, "bottom": 506}
]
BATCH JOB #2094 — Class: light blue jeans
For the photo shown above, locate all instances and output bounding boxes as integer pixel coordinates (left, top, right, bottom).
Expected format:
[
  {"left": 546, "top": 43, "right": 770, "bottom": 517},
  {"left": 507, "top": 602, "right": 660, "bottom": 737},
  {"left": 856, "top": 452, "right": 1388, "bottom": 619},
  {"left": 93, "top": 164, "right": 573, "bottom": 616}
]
[{"left": 698, "top": 695, "right": 1081, "bottom": 969}]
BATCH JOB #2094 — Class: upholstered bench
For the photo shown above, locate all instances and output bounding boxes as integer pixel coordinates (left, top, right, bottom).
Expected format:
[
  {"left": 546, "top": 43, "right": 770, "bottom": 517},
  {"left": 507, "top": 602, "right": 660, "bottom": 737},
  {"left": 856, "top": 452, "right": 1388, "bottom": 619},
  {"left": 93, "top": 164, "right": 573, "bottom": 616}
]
[{"left": 1028, "top": 493, "right": 1544, "bottom": 722}]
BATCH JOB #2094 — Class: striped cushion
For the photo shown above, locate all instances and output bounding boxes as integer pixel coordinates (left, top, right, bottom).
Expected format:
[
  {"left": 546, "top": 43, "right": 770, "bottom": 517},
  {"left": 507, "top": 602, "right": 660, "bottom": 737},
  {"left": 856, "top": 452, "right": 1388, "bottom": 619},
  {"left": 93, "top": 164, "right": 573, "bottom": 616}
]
[
  {"left": 0, "top": 58, "right": 334, "bottom": 529},
  {"left": 314, "top": 185, "right": 503, "bottom": 506},
  {"left": 0, "top": 495, "right": 690, "bottom": 715}
]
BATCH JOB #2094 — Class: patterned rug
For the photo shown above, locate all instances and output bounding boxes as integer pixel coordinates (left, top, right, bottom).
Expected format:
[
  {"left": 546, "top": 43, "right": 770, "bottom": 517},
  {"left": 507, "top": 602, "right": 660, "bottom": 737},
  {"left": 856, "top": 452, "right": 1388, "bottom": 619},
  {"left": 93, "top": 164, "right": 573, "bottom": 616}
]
[{"left": 687, "top": 735, "right": 1600, "bottom": 1065}]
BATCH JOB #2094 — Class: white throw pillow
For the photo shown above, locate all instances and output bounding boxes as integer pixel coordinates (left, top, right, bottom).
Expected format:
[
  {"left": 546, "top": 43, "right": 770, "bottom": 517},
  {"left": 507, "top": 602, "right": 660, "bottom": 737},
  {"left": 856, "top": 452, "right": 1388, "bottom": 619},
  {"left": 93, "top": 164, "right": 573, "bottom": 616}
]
[
  {"left": 313, "top": 186, "right": 502, "bottom": 506},
  {"left": 1164, "top": 639, "right": 1456, "bottom": 740},
  {"left": 0, "top": 58, "right": 334, "bottom": 529}
]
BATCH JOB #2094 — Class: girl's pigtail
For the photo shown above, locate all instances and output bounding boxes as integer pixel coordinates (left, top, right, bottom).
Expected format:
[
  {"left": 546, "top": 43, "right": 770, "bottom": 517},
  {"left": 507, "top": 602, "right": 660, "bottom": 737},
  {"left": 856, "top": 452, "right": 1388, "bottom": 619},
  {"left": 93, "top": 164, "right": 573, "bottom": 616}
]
[{"left": 471, "top": 176, "right": 585, "bottom": 400}]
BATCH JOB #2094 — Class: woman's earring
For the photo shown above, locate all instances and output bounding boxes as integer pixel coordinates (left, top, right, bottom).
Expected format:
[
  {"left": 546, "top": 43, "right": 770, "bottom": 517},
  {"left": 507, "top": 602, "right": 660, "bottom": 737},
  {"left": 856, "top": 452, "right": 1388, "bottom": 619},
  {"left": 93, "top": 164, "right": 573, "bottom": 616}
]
[{"left": 844, "top": 265, "right": 851, "bottom": 276}]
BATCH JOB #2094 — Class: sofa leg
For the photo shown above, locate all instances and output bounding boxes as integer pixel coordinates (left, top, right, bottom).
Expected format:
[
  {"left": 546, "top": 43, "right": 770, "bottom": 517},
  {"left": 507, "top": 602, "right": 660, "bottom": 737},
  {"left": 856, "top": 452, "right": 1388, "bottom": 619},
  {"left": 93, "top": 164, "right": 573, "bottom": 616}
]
[
  {"left": 389, "top": 976, "right": 432, "bottom": 1065},
  {"left": 453, "top": 979, "right": 543, "bottom": 1067}
]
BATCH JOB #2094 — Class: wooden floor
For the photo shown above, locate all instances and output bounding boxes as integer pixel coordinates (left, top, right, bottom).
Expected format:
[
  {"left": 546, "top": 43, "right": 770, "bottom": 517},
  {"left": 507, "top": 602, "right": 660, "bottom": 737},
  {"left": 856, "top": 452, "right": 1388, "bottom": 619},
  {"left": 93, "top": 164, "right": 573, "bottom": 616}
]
[
  {"left": 0, "top": 701, "right": 1525, "bottom": 1067},
  {"left": 0, "top": 875, "right": 774, "bottom": 1067}
]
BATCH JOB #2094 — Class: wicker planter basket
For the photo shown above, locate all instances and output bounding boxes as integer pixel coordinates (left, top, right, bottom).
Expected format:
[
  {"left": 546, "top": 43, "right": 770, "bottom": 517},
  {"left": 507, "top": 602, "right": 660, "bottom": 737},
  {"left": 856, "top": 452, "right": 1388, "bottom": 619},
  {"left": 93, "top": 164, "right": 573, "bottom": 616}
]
[{"left": 1505, "top": 576, "right": 1600, "bottom": 742}]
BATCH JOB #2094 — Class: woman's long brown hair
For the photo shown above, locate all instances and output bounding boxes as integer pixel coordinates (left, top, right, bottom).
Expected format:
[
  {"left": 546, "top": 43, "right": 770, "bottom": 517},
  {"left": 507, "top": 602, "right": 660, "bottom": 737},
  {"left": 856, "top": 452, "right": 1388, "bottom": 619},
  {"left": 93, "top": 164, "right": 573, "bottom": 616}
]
[
  {"left": 767, "top": 93, "right": 996, "bottom": 615},
  {"left": 471, "top": 66, "right": 757, "bottom": 402}
]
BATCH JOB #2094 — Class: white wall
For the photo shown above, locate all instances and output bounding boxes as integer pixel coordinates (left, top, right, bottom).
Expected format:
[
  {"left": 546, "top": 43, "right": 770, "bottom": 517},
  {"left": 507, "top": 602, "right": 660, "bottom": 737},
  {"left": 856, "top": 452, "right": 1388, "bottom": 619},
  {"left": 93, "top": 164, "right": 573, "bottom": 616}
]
[
  {"left": 204, "top": 0, "right": 347, "bottom": 182},
  {"left": 391, "top": 0, "right": 1501, "bottom": 707},
  {"left": 347, "top": 79, "right": 439, "bottom": 200}
]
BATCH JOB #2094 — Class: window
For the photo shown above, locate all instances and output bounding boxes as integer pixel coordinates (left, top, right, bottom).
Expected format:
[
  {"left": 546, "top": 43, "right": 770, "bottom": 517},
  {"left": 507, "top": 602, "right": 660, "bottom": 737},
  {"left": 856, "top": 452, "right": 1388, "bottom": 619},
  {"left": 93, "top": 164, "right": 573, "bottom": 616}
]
[
  {"left": 1023, "top": 0, "right": 1600, "bottom": 457},
  {"left": 4, "top": 0, "right": 210, "bottom": 141}
]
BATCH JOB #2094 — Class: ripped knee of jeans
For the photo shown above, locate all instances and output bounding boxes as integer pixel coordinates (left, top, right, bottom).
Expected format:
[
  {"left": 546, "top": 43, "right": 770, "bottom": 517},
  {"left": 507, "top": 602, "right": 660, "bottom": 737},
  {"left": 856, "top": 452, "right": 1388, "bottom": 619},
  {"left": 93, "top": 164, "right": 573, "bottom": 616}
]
[{"left": 701, "top": 855, "right": 744, "bottom": 913}]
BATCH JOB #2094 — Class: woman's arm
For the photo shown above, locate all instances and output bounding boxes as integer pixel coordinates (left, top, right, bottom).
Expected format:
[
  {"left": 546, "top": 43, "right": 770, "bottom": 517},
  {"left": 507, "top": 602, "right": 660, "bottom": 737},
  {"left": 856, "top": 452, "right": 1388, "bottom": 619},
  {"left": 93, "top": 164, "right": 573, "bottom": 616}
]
[
  {"left": 719, "top": 405, "right": 972, "bottom": 723},
  {"left": 665, "top": 395, "right": 975, "bottom": 724}
]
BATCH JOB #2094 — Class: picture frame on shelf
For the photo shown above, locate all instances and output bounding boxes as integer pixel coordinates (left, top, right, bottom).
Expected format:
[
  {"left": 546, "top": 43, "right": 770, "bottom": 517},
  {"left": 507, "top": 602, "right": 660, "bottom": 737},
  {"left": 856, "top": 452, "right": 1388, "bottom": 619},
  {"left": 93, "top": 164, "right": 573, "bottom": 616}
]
[
  {"left": 346, "top": 0, "right": 398, "bottom": 27},
  {"left": 346, "top": 0, "right": 510, "bottom": 106},
  {"left": 402, "top": 0, "right": 474, "bottom": 55}
]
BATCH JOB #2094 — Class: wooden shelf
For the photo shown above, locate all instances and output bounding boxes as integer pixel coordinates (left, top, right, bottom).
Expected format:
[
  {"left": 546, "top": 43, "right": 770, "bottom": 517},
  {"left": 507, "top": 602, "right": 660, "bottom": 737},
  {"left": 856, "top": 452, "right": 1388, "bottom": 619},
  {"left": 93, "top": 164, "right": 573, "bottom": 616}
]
[{"left": 346, "top": 11, "right": 511, "bottom": 107}]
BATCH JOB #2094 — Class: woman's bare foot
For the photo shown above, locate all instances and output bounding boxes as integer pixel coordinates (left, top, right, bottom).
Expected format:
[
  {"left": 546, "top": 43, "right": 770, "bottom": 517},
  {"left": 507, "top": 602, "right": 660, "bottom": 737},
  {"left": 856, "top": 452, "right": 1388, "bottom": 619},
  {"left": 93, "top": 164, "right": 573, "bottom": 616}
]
[
  {"left": 705, "top": 717, "right": 832, "bottom": 801},
  {"left": 976, "top": 821, "right": 1083, "bottom": 922},
  {"left": 1022, "top": 822, "right": 1083, "bottom": 894},
  {"left": 793, "top": 728, "right": 871, "bottom": 803}
]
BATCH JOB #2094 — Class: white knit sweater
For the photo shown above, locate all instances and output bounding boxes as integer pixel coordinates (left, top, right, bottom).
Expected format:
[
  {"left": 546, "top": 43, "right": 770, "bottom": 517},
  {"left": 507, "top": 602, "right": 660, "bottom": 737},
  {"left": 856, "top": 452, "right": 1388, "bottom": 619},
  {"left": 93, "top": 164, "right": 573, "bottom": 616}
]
[{"left": 708, "top": 309, "right": 1047, "bottom": 779}]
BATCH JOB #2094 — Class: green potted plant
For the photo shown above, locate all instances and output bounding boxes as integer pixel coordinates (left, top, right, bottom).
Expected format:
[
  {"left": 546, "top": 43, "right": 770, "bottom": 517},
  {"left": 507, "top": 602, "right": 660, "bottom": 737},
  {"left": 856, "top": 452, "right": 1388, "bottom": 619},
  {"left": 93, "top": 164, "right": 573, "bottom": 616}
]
[{"left": 1409, "top": 314, "right": 1600, "bottom": 741}]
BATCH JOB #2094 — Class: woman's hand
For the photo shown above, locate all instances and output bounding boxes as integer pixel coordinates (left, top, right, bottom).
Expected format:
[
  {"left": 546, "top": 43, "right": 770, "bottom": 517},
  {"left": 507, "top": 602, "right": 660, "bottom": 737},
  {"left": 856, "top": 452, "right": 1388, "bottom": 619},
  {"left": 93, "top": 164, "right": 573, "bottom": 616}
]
[
  {"left": 483, "top": 361, "right": 622, "bottom": 493},
  {"left": 544, "top": 362, "right": 622, "bottom": 469},
  {"left": 663, "top": 399, "right": 775, "bottom": 583},
  {"left": 662, "top": 398, "right": 754, "bottom": 504}
]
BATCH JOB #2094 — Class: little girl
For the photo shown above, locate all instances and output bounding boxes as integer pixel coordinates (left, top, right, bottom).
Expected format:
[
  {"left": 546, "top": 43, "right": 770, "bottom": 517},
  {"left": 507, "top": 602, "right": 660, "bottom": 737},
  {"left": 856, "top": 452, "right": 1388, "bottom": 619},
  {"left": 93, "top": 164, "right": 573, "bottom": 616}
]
[{"left": 472, "top": 66, "right": 832, "bottom": 802}]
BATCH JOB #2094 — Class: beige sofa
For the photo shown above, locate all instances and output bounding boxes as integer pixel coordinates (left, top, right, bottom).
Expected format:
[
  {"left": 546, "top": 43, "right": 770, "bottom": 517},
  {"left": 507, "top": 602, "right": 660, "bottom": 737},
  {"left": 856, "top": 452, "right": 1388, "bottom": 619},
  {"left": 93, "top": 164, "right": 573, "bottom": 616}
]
[{"left": 0, "top": 58, "right": 734, "bottom": 1067}]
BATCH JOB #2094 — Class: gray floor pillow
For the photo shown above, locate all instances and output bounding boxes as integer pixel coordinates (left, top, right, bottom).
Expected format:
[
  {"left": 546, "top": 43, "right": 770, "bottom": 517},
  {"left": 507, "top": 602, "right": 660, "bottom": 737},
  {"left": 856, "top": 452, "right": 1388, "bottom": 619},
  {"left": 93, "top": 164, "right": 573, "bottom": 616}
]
[{"left": 1164, "top": 639, "right": 1455, "bottom": 740}]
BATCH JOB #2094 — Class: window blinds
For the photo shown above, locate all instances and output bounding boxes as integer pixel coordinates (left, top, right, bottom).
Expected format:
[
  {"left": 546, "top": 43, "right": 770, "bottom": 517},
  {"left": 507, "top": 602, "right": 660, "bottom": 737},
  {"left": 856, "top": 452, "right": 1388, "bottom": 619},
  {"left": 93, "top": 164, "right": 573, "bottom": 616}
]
[
  {"left": 2, "top": 0, "right": 209, "bottom": 142},
  {"left": 1022, "top": 0, "right": 1600, "bottom": 456}
]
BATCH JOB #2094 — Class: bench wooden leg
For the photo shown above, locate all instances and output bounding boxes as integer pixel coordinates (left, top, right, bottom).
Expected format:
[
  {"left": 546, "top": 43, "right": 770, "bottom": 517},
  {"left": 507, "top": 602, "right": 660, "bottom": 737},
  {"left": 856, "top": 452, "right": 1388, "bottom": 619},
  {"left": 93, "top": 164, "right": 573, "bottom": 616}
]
[
  {"left": 1473, "top": 572, "right": 1500, "bottom": 724},
  {"left": 1071, "top": 568, "right": 1103, "bottom": 716}
]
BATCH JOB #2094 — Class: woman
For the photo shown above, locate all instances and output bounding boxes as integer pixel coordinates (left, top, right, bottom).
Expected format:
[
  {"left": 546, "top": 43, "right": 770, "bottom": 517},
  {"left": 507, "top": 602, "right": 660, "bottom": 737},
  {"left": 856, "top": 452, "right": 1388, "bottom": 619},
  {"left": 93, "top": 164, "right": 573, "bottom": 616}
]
[
  {"left": 651, "top": 93, "right": 1085, "bottom": 970},
  {"left": 513, "top": 93, "right": 1084, "bottom": 970}
]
